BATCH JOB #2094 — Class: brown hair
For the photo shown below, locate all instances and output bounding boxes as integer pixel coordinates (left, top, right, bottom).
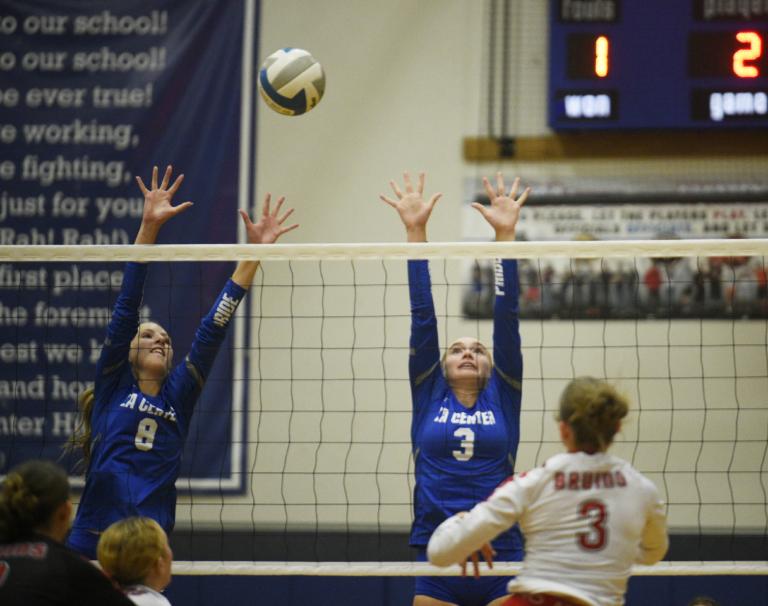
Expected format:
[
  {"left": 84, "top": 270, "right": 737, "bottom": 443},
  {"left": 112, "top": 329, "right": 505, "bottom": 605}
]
[
  {"left": 64, "top": 387, "right": 96, "bottom": 466},
  {"left": 0, "top": 459, "right": 70, "bottom": 543},
  {"left": 98, "top": 517, "right": 166, "bottom": 587},
  {"left": 559, "top": 377, "right": 629, "bottom": 451}
]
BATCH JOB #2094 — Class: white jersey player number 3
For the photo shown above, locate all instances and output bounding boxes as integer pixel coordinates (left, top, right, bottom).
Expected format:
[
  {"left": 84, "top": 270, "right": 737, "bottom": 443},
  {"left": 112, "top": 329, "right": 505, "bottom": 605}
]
[{"left": 579, "top": 500, "right": 608, "bottom": 550}]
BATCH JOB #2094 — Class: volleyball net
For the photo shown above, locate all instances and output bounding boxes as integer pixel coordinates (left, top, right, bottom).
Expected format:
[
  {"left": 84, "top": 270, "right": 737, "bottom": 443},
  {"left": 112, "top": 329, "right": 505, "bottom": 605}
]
[{"left": 2, "top": 240, "right": 768, "bottom": 575}]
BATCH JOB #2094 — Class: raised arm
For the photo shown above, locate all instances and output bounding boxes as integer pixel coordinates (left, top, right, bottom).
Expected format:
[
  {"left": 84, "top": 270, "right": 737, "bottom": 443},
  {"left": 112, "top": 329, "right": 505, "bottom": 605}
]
[
  {"left": 231, "top": 193, "right": 298, "bottom": 289},
  {"left": 473, "top": 174, "right": 529, "bottom": 385},
  {"left": 167, "top": 195, "right": 298, "bottom": 423},
  {"left": 407, "top": 259, "right": 441, "bottom": 382},
  {"left": 96, "top": 166, "right": 191, "bottom": 377},
  {"left": 491, "top": 258, "right": 522, "bottom": 385},
  {"left": 134, "top": 165, "right": 192, "bottom": 247},
  {"left": 382, "top": 173, "right": 443, "bottom": 381}
]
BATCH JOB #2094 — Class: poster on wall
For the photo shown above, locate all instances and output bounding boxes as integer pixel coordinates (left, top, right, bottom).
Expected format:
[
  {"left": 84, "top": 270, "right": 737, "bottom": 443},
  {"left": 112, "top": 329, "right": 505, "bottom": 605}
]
[
  {"left": 0, "top": 0, "right": 257, "bottom": 492},
  {"left": 461, "top": 177, "right": 768, "bottom": 321}
]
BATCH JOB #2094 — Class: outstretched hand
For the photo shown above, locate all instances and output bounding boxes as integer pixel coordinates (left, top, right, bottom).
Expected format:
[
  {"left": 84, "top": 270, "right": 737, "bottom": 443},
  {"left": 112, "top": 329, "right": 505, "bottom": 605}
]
[
  {"left": 472, "top": 173, "right": 530, "bottom": 242},
  {"left": 460, "top": 543, "right": 496, "bottom": 579},
  {"left": 239, "top": 193, "right": 298, "bottom": 245},
  {"left": 380, "top": 172, "right": 441, "bottom": 242},
  {"left": 450, "top": 511, "right": 497, "bottom": 579},
  {"left": 136, "top": 166, "right": 192, "bottom": 229}
]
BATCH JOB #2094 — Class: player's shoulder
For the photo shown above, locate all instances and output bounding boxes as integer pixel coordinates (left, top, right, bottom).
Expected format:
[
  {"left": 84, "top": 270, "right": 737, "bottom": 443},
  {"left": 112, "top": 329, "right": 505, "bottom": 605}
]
[
  {"left": 57, "top": 540, "right": 122, "bottom": 589},
  {"left": 55, "top": 540, "right": 102, "bottom": 573},
  {"left": 540, "top": 451, "right": 578, "bottom": 471},
  {"left": 533, "top": 451, "right": 628, "bottom": 479},
  {"left": 43, "top": 540, "right": 134, "bottom": 606},
  {"left": 125, "top": 584, "right": 172, "bottom": 606},
  {"left": 498, "top": 459, "right": 555, "bottom": 491},
  {"left": 604, "top": 454, "right": 663, "bottom": 499},
  {"left": 412, "top": 370, "right": 447, "bottom": 403},
  {"left": 606, "top": 454, "right": 649, "bottom": 478},
  {"left": 480, "top": 371, "right": 522, "bottom": 402}
]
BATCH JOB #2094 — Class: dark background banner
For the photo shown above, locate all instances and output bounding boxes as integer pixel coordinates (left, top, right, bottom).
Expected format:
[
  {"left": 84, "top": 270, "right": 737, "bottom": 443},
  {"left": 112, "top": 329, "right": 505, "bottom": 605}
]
[{"left": 0, "top": 0, "right": 255, "bottom": 492}]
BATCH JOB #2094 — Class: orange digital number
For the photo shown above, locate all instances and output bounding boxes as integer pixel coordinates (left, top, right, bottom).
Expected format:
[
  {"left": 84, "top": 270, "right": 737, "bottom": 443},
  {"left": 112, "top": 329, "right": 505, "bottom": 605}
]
[
  {"left": 595, "top": 36, "right": 608, "bottom": 78},
  {"left": 733, "top": 31, "right": 762, "bottom": 78}
]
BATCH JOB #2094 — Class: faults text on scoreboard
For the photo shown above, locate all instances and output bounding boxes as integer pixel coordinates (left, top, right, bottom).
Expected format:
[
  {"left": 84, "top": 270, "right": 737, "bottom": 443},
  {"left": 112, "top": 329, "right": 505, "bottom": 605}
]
[{"left": 549, "top": 0, "right": 768, "bottom": 129}]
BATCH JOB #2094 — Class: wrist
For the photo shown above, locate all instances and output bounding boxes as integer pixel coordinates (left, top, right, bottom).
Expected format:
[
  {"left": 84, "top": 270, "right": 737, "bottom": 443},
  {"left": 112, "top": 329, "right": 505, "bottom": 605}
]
[
  {"left": 135, "top": 223, "right": 161, "bottom": 244},
  {"left": 406, "top": 227, "right": 427, "bottom": 243},
  {"left": 495, "top": 232, "right": 515, "bottom": 242}
]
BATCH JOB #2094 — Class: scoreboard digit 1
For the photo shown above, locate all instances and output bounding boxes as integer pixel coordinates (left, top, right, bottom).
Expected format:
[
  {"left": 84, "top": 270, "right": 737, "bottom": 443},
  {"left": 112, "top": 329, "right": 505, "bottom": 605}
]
[{"left": 549, "top": 0, "right": 768, "bottom": 129}]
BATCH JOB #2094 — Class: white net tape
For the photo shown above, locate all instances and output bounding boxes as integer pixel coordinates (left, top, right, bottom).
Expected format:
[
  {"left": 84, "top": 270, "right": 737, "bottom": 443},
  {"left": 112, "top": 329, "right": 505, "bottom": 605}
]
[
  {"left": 170, "top": 561, "right": 768, "bottom": 576},
  {"left": 3, "top": 238, "right": 768, "bottom": 262}
]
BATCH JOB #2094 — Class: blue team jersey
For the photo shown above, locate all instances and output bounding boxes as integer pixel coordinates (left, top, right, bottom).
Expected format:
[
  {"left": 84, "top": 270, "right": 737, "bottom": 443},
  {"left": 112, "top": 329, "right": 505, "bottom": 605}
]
[
  {"left": 71, "top": 262, "right": 245, "bottom": 534},
  {"left": 409, "top": 259, "right": 523, "bottom": 552}
]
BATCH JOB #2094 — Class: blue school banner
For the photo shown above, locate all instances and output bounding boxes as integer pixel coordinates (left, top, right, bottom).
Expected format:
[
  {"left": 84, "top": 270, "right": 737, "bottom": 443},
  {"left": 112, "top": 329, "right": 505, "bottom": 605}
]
[{"left": 0, "top": 0, "right": 258, "bottom": 493}]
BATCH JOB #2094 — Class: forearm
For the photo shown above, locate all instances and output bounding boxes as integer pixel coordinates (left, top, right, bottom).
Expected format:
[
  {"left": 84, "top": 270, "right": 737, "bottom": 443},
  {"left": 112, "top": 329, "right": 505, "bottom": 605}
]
[
  {"left": 408, "top": 260, "right": 435, "bottom": 315},
  {"left": 231, "top": 260, "right": 261, "bottom": 290},
  {"left": 637, "top": 503, "right": 669, "bottom": 565},
  {"left": 98, "top": 262, "right": 147, "bottom": 372},
  {"left": 408, "top": 260, "right": 440, "bottom": 376},
  {"left": 493, "top": 259, "right": 522, "bottom": 378},
  {"left": 427, "top": 504, "right": 508, "bottom": 568},
  {"left": 134, "top": 222, "right": 162, "bottom": 248},
  {"left": 109, "top": 262, "right": 147, "bottom": 337},
  {"left": 186, "top": 278, "right": 248, "bottom": 378}
]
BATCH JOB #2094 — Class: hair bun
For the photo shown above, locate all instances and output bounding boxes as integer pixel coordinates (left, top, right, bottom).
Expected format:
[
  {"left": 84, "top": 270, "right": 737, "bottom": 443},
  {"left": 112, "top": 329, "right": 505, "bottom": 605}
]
[
  {"left": 559, "top": 377, "right": 629, "bottom": 451},
  {"left": 1, "top": 472, "right": 39, "bottom": 527},
  {"left": 0, "top": 460, "right": 70, "bottom": 543}
]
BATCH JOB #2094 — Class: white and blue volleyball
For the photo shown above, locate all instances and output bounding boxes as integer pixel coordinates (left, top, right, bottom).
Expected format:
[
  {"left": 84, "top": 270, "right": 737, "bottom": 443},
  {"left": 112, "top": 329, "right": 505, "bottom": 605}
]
[{"left": 258, "top": 48, "right": 325, "bottom": 116}]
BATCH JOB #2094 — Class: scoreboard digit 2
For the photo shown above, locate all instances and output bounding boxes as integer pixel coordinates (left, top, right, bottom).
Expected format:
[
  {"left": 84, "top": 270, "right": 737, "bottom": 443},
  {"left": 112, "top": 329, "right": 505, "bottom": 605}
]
[{"left": 549, "top": 0, "right": 768, "bottom": 129}]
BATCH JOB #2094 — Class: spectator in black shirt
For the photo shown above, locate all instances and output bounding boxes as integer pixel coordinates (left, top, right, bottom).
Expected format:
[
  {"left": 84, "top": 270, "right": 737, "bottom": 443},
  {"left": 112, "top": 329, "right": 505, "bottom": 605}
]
[{"left": 0, "top": 459, "right": 134, "bottom": 606}]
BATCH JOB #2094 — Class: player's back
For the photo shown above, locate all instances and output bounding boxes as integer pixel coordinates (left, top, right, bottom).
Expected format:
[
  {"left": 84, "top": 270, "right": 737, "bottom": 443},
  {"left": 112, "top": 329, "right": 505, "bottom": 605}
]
[
  {"left": 0, "top": 534, "right": 133, "bottom": 606},
  {"left": 508, "top": 451, "right": 667, "bottom": 606}
]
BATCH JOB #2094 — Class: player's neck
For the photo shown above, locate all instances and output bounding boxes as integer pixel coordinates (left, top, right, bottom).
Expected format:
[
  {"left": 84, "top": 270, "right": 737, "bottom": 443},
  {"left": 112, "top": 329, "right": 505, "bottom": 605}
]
[
  {"left": 138, "top": 577, "right": 165, "bottom": 593},
  {"left": 139, "top": 564, "right": 170, "bottom": 593},
  {"left": 137, "top": 377, "right": 164, "bottom": 397},
  {"left": 33, "top": 525, "right": 65, "bottom": 543},
  {"left": 566, "top": 445, "right": 609, "bottom": 455},
  {"left": 451, "top": 386, "right": 479, "bottom": 408}
]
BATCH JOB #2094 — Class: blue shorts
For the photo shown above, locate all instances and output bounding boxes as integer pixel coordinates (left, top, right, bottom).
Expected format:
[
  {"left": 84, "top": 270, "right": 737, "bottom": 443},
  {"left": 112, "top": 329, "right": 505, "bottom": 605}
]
[
  {"left": 414, "top": 546, "right": 521, "bottom": 606},
  {"left": 66, "top": 528, "right": 100, "bottom": 560}
]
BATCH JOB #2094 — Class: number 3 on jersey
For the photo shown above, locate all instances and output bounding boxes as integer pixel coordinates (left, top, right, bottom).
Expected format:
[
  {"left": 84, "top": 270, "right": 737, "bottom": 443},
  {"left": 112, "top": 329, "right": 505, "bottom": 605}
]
[
  {"left": 135, "top": 418, "right": 158, "bottom": 451},
  {"left": 578, "top": 500, "right": 608, "bottom": 550},
  {"left": 453, "top": 427, "right": 475, "bottom": 461}
]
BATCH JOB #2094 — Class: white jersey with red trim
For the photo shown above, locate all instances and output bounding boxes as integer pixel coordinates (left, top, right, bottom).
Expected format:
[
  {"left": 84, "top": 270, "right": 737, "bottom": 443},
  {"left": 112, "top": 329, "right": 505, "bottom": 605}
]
[
  {"left": 125, "top": 584, "right": 171, "bottom": 606},
  {"left": 427, "top": 451, "right": 668, "bottom": 606}
]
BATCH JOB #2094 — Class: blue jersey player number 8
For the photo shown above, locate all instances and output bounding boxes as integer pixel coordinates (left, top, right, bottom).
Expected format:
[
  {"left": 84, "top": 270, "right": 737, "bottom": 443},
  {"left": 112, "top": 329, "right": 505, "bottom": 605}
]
[
  {"left": 66, "top": 166, "right": 299, "bottom": 560},
  {"left": 381, "top": 172, "right": 530, "bottom": 606}
]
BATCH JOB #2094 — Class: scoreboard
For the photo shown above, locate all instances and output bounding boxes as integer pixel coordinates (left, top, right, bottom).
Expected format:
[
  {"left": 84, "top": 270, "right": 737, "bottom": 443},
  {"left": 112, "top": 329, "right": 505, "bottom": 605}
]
[{"left": 549, "top": 0, "right": 768, "bottom": 129}]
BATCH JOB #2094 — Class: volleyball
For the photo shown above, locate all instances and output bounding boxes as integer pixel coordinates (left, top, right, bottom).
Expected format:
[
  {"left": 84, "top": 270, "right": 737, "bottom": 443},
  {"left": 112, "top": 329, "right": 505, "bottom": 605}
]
[{"left": 258, "top": 48, "right": 326, "bottom": 116}]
